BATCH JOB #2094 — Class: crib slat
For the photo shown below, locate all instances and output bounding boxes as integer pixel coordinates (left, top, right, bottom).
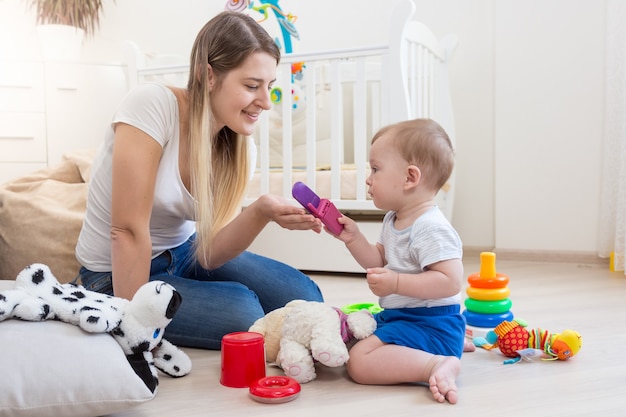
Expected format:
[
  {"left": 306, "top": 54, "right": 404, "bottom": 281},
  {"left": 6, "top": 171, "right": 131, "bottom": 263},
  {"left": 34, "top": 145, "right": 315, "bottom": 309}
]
[
  {"left": 305, "top": 61, "right": 317, "bottom": 188},
  {"left": 329, "top": 59, "right": 343, "bottom": 201},
  {"left": 257, "top": 111, "right": 270, "bottom": 195},
  {"left": 417, "top": 46, "right": 424, "bottom": 118},
  {"left": 427, "top": 52, "right": 435, "bottom": 118},
  {"left": 413, "top": 44, "right": 420, "bottom": 118},
  {"left": 353, "top": 56, "right": 368, "bottom": 202},
  {"left": 279, "top": 64, "right": 294, "bottom": 198}
]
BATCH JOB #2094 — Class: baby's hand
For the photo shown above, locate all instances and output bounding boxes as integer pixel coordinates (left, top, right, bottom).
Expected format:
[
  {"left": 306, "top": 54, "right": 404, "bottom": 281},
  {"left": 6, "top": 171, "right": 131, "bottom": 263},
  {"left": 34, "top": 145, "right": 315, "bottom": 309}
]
[
  {"left": 366, "top": 267, "right": 398, "bottom": 297},
  {"left": 331, "top": 215, "right": 359, "bottom": 242}
]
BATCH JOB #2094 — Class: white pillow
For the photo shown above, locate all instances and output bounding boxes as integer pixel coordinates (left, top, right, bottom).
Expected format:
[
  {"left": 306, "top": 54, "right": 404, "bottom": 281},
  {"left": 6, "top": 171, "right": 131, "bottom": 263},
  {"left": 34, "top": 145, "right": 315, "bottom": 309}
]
[{"left": 0, "top": 301, "right": 155, "bottom": 417}]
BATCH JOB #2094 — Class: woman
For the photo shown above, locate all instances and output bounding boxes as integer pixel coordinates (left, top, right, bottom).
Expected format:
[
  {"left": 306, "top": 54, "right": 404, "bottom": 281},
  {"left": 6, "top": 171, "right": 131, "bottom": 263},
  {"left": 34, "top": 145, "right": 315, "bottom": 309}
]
[{"left": 75, "top": 11, "right": 324, "bottom": 349}]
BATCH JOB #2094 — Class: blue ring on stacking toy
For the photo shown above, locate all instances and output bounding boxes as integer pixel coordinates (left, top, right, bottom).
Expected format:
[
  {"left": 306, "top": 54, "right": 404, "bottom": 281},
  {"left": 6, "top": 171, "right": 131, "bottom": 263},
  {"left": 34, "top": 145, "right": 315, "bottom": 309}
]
[{"left": 462, "top": 310, "right": 514, "bottom": 328}]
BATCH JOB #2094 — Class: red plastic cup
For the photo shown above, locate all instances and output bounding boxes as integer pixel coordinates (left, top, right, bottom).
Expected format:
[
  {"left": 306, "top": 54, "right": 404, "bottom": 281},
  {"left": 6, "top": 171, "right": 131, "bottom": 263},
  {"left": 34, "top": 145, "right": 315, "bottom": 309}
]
[{"left": 220, "top": 331, "right": 266, "bottom": 388}]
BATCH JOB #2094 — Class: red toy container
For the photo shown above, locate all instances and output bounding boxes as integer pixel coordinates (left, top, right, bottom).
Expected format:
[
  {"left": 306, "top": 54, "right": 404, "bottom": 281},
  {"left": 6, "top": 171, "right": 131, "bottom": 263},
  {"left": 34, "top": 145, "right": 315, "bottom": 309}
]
[{"left": 220, "top": 331, "right": 266, "bottom": 388}]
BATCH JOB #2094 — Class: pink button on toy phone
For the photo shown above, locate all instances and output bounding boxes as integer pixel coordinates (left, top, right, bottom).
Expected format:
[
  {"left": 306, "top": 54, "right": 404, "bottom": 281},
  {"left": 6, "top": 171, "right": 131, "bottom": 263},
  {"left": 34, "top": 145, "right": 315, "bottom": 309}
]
[{"left": 292, "top": 181, "right": 344, "bottom": 235}]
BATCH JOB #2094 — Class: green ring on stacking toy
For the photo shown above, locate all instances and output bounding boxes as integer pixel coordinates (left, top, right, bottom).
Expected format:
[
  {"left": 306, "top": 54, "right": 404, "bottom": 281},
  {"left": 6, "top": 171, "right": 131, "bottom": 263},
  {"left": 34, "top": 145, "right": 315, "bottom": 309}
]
[
  {"left": 341, "top": 302, "right": 383, "bottom": 315},
  {"left": 464, "top": 298, "right": 512, "bottom": 314}
]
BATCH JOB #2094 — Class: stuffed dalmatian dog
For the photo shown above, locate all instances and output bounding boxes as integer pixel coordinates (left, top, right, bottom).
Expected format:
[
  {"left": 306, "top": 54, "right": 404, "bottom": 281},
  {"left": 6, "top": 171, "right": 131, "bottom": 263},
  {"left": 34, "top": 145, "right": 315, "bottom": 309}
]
[{"left": 0, "top": 263, "right": 192, "bottom": 393}]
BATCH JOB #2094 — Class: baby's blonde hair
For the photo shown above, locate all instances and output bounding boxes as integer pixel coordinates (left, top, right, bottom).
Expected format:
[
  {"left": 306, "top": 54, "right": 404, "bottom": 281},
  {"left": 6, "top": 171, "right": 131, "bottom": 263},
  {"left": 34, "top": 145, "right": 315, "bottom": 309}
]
[
  {"left": 371, "top": 118, "right": 454, "bottom": 191},
  {"left": 186, "top": 12, "right": 280, "bottom": 266}
]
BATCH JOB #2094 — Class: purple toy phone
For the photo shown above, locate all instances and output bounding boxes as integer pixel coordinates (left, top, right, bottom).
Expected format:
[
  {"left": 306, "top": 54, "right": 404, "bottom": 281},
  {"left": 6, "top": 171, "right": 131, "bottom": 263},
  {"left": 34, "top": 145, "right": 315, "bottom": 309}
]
[{"left": 292, "top": 181, "right": 344, "bottom": 235}]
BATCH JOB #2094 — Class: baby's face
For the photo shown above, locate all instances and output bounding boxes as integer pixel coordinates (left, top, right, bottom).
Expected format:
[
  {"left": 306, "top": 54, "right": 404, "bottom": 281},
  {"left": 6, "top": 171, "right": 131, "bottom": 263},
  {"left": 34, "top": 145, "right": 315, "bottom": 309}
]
[{"left": 366, "top": 134, "right": 410, "bottom": 210}]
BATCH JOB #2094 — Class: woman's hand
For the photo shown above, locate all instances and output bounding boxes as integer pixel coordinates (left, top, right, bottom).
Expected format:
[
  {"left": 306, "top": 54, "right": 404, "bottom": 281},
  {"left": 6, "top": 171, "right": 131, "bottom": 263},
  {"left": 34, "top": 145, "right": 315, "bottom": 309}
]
[{"left": 256, "top": 194, "right": 323, "bottom": 233}]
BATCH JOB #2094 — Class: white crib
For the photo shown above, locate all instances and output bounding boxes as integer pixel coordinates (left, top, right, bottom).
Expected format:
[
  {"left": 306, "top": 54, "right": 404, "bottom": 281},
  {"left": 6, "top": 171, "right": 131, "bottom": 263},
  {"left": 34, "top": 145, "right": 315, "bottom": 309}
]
[{"left": 122, "top": 0, "right": 458, "bottom": 273}]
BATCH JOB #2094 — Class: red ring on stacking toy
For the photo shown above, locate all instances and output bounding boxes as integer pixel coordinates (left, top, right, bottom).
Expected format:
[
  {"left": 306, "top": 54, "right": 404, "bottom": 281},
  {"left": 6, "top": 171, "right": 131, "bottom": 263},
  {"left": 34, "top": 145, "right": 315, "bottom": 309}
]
[
  {"left": 249, "top": 376, "right": 301, "bottom": 404},
  {"left": 467, "top": 273, "right": 510, "bottom": 289}
]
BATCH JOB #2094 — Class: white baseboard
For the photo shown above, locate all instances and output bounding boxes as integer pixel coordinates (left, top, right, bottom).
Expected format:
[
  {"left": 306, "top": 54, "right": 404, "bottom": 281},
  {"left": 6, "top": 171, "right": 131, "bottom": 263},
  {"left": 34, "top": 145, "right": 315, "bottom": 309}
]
[
  {"left": 463, "top": 247, "right": 607, "bottom": 265},
  {"left": 249, "top": 224, "right": 608, "bottom": 274}
]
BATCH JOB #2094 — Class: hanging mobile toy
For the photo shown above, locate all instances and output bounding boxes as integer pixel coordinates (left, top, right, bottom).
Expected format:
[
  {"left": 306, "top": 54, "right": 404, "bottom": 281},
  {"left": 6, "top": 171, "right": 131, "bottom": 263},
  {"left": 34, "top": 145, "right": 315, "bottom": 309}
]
[
  {"left": 224, "top": 0, "right": 250, "bottom": 13},
  {"left": 225, "top": 0, "right": 306, "bottom": 112}
]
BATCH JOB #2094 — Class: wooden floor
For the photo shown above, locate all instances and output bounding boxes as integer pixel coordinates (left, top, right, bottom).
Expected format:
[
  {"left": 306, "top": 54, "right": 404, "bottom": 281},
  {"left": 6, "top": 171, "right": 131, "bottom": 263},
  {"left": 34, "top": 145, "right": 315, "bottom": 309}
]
[{"left": 111, "top": 257, "right": 626, "bottom": 417}]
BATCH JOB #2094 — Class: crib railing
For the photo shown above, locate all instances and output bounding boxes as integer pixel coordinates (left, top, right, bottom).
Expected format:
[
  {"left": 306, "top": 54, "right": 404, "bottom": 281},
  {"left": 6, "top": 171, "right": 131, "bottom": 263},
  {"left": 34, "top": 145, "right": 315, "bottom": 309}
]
[
  {"left": 247, "top": 46, "right": 390, "bottom": 212},
  {"left": 390, "top": 20, "right": 458, "bottom": 143},
  {"left": 244, "top": 0, "right": 458, "bottom": 217}
]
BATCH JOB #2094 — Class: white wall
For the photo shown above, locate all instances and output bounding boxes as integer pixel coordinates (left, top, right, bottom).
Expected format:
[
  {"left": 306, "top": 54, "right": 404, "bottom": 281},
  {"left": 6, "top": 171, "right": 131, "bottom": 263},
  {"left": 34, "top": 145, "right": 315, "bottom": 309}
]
[
  {"left": 0, "top": 0, "right": 606, "bottom": 256},
  {"left": 493, "top": 1, "right": 604, "bottom": 253}
]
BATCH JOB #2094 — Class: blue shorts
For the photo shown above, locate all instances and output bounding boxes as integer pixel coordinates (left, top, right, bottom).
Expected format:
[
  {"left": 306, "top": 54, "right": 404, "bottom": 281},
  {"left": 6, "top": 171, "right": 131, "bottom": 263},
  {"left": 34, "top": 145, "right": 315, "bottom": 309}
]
[{"left": 374, "top": 305, "right": 466, "bottom": 358}]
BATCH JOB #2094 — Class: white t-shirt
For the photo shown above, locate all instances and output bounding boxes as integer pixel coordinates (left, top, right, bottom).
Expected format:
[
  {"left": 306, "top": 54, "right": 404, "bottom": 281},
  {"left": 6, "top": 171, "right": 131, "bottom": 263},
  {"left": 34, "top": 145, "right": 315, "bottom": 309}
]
[
  {"left": 76, "top": 83, "right": 197, "bottom": 271},
  {"left": 377, "top": 207, "right": 463, "bottom": 309}
]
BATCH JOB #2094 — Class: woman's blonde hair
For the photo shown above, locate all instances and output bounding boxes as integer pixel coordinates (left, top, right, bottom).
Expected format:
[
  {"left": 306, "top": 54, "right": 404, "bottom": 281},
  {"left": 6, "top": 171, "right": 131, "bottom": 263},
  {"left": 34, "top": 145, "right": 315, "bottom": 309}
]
[
  {"left": 372, "top": 118, "right": 454, "bottom": 191},
  {"left": 187, "top": 11, "right": 280, "bottom": 266}
]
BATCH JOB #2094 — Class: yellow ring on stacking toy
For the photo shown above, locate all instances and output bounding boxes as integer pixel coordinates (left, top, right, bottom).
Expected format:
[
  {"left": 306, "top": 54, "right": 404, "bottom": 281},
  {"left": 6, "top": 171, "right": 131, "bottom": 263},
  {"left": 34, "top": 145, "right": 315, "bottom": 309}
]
[{"left": 465, "top": 286, "right": 510, "bottom": 301}]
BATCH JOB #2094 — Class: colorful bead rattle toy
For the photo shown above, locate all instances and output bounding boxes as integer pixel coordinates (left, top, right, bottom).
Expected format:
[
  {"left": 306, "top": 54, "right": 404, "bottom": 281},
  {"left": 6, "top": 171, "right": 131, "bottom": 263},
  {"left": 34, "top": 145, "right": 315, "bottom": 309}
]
[
  {"left": 475, "top": 318, "right": 583, "bottom": 364},
  {"left": 463, "top": 252, "right": 513, "bottom": 337}
]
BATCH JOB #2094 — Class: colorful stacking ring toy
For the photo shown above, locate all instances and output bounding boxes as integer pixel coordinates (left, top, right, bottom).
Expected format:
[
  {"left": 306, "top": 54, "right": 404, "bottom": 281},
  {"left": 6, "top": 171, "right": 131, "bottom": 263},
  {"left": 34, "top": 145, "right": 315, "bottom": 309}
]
[
  {"left": 463, "top": 252, "right": 514, "bottom": 328},
  {"left": 462, "top": 310, "right": 514, "bottom": 328},
  {"left": 249, "top": 376, "right": 301, "bottom": 404}
]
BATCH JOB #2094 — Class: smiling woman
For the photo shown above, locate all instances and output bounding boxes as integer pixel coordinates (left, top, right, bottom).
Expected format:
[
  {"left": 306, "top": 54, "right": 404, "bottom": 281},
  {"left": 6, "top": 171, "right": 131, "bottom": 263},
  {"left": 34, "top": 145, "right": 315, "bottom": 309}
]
[{"left": 74, "top": 10, "right": 326, "bottom": 351}]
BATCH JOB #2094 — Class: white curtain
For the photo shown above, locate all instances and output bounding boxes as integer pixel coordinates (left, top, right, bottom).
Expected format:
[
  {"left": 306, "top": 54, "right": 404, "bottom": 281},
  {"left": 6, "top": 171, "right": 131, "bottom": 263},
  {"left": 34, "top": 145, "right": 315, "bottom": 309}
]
[{"left": 599, "top": 0, "right": 626, "bottom": 273}]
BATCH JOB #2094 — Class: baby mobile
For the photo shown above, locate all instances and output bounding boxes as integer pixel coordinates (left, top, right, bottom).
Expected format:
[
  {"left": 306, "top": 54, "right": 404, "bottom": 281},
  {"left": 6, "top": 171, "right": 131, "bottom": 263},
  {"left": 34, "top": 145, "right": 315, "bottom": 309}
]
[{"left": 224, "top": 0, "right": 306, "bottom": 112}]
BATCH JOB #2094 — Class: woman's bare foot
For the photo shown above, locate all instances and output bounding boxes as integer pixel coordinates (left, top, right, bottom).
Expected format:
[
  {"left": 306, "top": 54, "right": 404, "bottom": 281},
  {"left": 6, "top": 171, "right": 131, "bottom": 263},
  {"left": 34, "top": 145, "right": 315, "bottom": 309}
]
[
  {"left": 428, "top": 356, "right": 461, "bottom": 404},
  {"left": 463, "top": 338, "right": 476, "bottom": 352}
]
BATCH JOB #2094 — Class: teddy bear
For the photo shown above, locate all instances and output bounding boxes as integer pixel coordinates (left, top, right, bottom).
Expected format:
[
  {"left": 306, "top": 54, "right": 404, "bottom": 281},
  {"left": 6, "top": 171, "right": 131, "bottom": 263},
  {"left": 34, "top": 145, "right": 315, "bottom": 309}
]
[
  {"left": 249, "top": 299, "right": 377, "bottom": 383},
  {"left": 0, "top": 263, "right": 192, "bottom": 392}
]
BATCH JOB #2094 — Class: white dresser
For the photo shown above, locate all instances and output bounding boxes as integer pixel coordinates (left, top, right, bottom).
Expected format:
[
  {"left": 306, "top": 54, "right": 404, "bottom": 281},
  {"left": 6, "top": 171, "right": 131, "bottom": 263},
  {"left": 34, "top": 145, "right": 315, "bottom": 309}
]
[{"left": 0, "top": 60, "right": 128, "bottom": 185}]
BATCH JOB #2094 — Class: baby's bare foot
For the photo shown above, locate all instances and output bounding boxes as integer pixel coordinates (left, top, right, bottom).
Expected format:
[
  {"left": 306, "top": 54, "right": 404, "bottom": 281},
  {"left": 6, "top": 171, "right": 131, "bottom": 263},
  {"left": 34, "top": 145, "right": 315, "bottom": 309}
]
[
  {"left": 463, "top": 338, "right": 476, "bottom": 352},
  {"left": 428, "top": 356, "right": 461, "bottom": 404}
]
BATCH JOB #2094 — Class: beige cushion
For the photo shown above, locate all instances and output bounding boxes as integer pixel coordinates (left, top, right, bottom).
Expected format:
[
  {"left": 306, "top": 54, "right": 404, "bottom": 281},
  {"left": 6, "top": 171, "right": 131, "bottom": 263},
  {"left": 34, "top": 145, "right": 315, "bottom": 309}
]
[{"left": 0, "top": 150, "right": 95, "bottom": 282}]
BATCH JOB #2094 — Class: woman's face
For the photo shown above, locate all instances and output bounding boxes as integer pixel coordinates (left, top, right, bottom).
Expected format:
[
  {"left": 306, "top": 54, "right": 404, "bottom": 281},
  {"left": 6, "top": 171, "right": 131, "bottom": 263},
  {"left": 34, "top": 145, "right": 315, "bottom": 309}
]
[{"left": 209, "top": 51, "right": 277, "bottom": 136}]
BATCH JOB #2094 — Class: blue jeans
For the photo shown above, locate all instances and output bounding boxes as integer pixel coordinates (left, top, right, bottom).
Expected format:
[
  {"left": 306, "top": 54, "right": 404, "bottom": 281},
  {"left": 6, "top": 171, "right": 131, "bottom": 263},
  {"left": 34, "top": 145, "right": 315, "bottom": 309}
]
[{"left": 77, "top": 235, "right": 323, "bottom": 349}]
